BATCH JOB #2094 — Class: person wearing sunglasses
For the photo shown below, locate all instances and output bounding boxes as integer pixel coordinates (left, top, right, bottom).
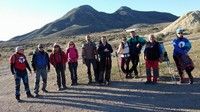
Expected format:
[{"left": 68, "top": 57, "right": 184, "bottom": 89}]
[
  {"left": 32, "top": 44, "right": 50, "bottom": 97},
  {"left": 172, "top": 28, "right": 194, "bottom": 84}
]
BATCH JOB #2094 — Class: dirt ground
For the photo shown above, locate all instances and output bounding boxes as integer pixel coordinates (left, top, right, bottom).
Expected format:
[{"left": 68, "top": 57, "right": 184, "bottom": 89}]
[{"left": 0, "top": 73, "right": 200, "bottom": 112}]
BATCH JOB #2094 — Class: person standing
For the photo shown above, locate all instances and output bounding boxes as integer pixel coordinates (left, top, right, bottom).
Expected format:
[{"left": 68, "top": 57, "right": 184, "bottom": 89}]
[
  {"left": 98, "top": 36, "right": 113, "bottom": 85},
  {"left": 66, "top": 41, "right": 79, "bottom": 86},
  {"left": 127, "top": 30, "right": 146, "bottom": 78},
  {"left": 50, "top": 43, "right": 67, "bottom": 90},
  {"left": 82, "top": 35, "right": 98, "bottom": 84},
  {"left": 172, "top": 28, "right": 194, "bottom": 84},
  {"left": 32, "top": 44, "right": 50, "bottom": 97},
  {"left": 117, "top": 36, "right": 131, "bottom": 78},
  {"left": 144, "top": 35, "right": 162, "bottom": 84},
  {"left": 10, "top": 46, "right": 34, "bottom": 102}
]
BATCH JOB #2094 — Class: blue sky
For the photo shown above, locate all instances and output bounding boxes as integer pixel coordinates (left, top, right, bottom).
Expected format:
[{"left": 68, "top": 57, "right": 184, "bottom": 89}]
[{"left": 0, "top": 0, "right": 200, "bottom": 41}]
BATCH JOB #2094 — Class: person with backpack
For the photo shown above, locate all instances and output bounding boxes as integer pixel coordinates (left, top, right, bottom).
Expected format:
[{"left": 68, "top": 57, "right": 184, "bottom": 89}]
[
  {"left": 9, "top": 46, "right": 34, "bottom": 102},
  {"left": 98, "top": 36, "right": 113, "bottom": 85},
  {"left": 144, "top": 34, "right": 162, "bottom": 84},
  {"left": 66, "top": 41, "right": 79, "bottom": 86},
  {"left": 50, "top": 43, "right": 67, "bottom": 90},
  {"left": 82, "top": 35, "right": 98, "bottom": 84},
  {"left": 127, "top": 30, "right": 147, "bottom": 78},
  {"left": 117, "top": 36, "right": 131, "bottom": 78},
  {"left": 172, "top": 28, "right": 194, "bottom": 84},
  {"left": 32, "top": 44, "right": 50, "bottom": 97}
]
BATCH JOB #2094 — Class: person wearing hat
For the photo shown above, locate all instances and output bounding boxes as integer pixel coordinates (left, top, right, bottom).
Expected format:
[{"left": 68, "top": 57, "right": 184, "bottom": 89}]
[
  {"left": 127, "top": 30, "right": 147, "bottom": 78},
  {"left": 9, "top": 46, "right": 34, "bottom": 102},
  {"left": 50, "top": 43, "right": 67, "bottom": 90},
  {"left": 31, "top": 44, "right": 50, "bottom": 97},
  {"left": 172, "top": 28, "right": 194, "bottom": 84}
]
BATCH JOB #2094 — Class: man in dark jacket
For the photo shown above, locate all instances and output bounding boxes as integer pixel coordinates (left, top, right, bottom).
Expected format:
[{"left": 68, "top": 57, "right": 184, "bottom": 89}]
[
  {"left": 10, "top": 46, "right": 34, "bottom": 102},
  {"left": 98, "top": 36, "right": 113, "bottom": 85},
  {"left": 82, "top": 35, "right": 98, "bottom": 84},
  {"left": 32, "top": 44, "right": 50, "bottom": 97}
]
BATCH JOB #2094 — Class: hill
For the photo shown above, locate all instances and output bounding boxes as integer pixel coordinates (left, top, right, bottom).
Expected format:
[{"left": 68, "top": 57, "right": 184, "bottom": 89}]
[
  {"left": 10, "top": 5, "right": 178, "bottom": 41},
  {"left": 161, "top": 10, "right": 200, "bottom": 34}
]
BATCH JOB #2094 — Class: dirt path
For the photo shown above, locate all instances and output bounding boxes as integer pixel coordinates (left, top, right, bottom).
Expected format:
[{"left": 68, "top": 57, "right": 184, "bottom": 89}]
[{"left": 0, "top": 74, "right": 200, "bottom": 112}]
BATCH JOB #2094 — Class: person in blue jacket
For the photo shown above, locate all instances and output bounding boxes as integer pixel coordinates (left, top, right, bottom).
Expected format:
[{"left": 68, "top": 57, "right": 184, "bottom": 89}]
[
  {"left": 172, "top": 28, "right": 193, "bottom": 84},
  {"left": 32, "top": 44, "right": 50, "bottom": 97}
]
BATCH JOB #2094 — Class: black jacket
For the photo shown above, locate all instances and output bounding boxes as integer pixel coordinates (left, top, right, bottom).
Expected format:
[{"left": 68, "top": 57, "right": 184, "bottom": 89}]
[
  {"left": 144, "top": 41, "right": 161, "bottom": 61},
  {"left": 97, "top": 42, "right": 113, "bottom": 60}
]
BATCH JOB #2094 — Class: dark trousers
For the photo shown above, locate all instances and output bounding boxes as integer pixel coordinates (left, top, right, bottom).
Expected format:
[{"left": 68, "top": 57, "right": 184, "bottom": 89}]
[
  {"left": 99, "top": 57, "right": 112, "bottom": 83},
  {"left": 68, "top": 62, "right": 78, "bottom": 84},
  {"left": 34, "top": 68, "right": 48, "bottom": 94},
  {"left": 85, "top": 59, "right": 98, "bottom": 82},
  {"left": 129, "top": 55, "right": 139, "bottom": 76},
  {"left": 173, "top": 55, "right": 193, "bottom": 81},
  {"left": 120, "top": 57, "right": 130, "bottom": 74},
  {"left": 55, "top": 64, "right": 66, "bottom": 88},
  {"left": 15, "top": 71, "right": 31, "bottom": 96}
]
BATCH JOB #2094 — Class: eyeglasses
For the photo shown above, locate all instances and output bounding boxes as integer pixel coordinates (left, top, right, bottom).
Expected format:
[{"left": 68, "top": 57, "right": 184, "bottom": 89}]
[
  {"left": 39, "top": 47, "right": 44, "bottom": 48},
  {"left": 178, "top": 33, "right": 183, "bottom": 34}
]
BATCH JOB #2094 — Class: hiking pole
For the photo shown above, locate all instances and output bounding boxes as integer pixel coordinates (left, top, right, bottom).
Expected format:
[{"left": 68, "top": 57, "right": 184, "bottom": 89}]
[{"left": 115, "top": 51, "right": 124, "bottom": 82}]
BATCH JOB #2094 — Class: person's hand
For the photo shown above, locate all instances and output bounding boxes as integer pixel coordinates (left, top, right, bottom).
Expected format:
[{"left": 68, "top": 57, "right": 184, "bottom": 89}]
[
  {"left": 104, "top": 49, "right": 109, "bottom": 52},
  {"left": 29, "top": 71, "right": 33, "bottom": 76},
  {"left": 136, "top": 43, "right": 140, "bottom": 48}
]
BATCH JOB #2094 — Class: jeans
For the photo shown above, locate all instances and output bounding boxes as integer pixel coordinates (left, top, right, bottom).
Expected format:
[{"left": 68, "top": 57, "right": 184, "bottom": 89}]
[
  {"left": 85, "top": 59, "right": 98, "bottom": 82},
  {"left": 34, "top": 67, "right": 48, "bottom": 94},
  {"left": 55, "top": 64, "right": 66, "bottom": 88},
  {"left": 15, "top": 70, "right": 31, "bottom": 96},
  {"left": 68, "top": 62, "right": 78, "bottom": 84}
]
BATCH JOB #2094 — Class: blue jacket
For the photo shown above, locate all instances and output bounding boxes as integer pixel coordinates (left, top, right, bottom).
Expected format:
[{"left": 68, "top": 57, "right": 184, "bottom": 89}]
[
  {"left": 172, "top": 37, "right": 191, "bottom": 56},
  {"left": 32, "top": 50, "right": 50, "bottom": 71}
]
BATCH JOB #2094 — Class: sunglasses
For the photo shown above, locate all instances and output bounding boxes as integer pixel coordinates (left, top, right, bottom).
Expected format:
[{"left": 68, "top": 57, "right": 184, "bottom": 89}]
[{"left": 178, "top": 32, "right": 183, "bottom": 34}]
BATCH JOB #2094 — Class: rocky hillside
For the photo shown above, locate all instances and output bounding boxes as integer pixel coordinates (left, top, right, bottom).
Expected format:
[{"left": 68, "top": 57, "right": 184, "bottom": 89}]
[
  {"left": 10, "top": 5, "right": 178, "bottom": 41},
  {"left": 161, "top": 10, "right": 200, "bottom": 34}
]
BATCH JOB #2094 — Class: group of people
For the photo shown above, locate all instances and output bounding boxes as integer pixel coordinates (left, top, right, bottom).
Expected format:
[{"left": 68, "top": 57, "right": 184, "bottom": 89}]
[{"left": 9, "top": 28, "right": 194, "bottom": 102}]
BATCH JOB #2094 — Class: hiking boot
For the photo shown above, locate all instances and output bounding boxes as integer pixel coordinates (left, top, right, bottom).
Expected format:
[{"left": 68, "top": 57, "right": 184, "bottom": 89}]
[
  {"left": 105, "top": 81, "right": 111, "bottom": 86},
  {"left": 16, "top": 95, "right": 21, "bottom": 102},
  {"left": 134, "top": 75, "right": 139, "bottom": 79},
  {"left": 27, "top": 92, "right": 34, "bottom": 98},
  {"left": 35, "top": 93, "right": 40, "bottom": 98},
  {"left": 145, "top": 81, "right": 152, "bottom": 84},
  {"left": 42, "top": 88, "right": 48, "bottom": 93},
  {"left": 63, "top": 86, "right": 67, "bottom": 90},
  {"left": 57, "top": 88, "right": 62, "bottom": 91}
]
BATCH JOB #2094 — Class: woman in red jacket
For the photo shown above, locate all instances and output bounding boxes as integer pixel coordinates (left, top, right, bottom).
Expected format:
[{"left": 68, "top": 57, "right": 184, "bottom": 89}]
[
  {"left": 50, "top": 43, "right": 67, "bottom": 90},
  {"left": 66, "top": 41, "right": 79, "bottom": 86}
]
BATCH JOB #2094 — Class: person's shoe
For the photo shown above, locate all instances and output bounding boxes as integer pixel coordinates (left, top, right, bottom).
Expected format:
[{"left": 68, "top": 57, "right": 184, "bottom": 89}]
[
  {"left": 152, "top": 81, "right": 158, "bottom": 85},
  {"left": 16, "top": 95, "right": 21, "bottom": 102},
  {"left": 35, "top": 93, "right": 40, "bottom": 98},
  {"left": 145, "top": 81, "right": 152, "bottom": 84},
  {"left": 42, "top": 88, "right": 48, "bottom": 93},
  {"left": 189, "top": 79, "right": 193, "bottom": 84},
  {"left": 63, "top": 86, "right": 67, "bottom": 90},
  {"left": 105, "top": 81, "right": 111, "bottom": 86},
  {"left": 134, "top": 75, "right": 139, "bottom": 79},
  {"left": 57, "top": 88, "right": 62, "bottom": 91},
  {"left": 88, "top": 81, "right": 92, "bottom": 85},
  {"left": 27, "top": 93, "right": 34, "bottom": 98}
]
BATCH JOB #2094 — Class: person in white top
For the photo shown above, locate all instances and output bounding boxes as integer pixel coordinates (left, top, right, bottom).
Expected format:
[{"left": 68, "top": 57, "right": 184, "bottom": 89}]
[{"left": 117, "top": 36, "right": 131, "bottom": 78}]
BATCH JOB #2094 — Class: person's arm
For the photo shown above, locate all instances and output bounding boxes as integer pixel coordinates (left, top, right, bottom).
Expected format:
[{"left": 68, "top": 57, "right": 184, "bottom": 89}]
[
  {"left": 139, "top": 37, "right": 147, "bottom": 46},
  {"left": 109, "top": 44, "right": 113, "bottom": 53},
  {"left": 49, "top": 53, "right": 55, "bottom": 67},
  {"left": 117, "top": 43, "right": 122, "bottom": 54},
  {"left": 184, "top": 39, "right": 192, "bottom": 54},
  {"left": 9, "top": 55, "right": 15, "bottom": 75},
  {"left": 31, "top": 53, "right": 36, "bottom": 71},
  {"left": 46, "top": 53, "right": 50, "bottom": 71},
  {"left": 25, "top": 60, "right": 32, "bottom": 73},
  {"left": 81, "top": 44, "right": 86, "bottom": 59}
]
